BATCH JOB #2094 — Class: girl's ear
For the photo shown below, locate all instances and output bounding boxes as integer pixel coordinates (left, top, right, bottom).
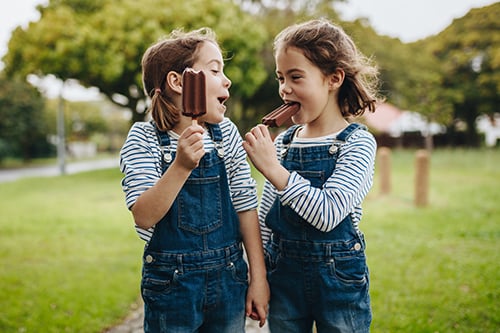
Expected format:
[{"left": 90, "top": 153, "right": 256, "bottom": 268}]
[
  {"left": 328, "top": 68, "right": 345, "bottom": 90},
  {"left": 166, "top": 71, "right": 183, "bottom": 94}
]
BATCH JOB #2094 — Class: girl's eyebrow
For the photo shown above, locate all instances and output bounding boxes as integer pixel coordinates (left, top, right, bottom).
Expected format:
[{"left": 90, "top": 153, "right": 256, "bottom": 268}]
[
  {"left": 207, "top": 59, "right": 223, "bottom": 67},
  {"left": 276, "top": 68, "right": 305, "bottom": 75}
]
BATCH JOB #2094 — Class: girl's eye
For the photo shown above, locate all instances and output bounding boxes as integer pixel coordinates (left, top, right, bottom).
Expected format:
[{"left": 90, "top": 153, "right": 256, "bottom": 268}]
[
  {"left": 291, "top": 75, "right": 302, "bottom": 80},
  {"left": 211, "top": 69, "right": 220, "bottom": 74},
  {"left": 276, "top": 76, "right": 284, "bottom": 83}
]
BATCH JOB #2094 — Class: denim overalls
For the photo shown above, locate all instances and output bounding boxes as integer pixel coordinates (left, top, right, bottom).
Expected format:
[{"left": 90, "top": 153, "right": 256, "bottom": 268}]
[
  {"left": 140, "top": 123, "right": 248, "bottom": 333},
  {"left": 265, "top": 123, "right": 372, "bottom": 333}
]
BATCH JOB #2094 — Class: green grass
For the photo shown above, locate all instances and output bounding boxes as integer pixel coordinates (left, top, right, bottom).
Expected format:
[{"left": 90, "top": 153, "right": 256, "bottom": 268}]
[
  {"left": 365, "top": 149, "right": 499, "bottom": 333},
  {"left": 0, "top": 169, "right": 143, "bottom": 333},
  {"left": 0, "top": 149, "right": 499, "bottom": 332}
]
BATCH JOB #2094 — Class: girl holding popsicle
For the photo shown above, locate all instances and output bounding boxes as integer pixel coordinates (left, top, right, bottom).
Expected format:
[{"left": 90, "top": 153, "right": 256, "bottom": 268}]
[
  {"left": 120, "top": 27, "right": 269, "bottom": 332},
  {"left": 243, "top": 19, "right": 380, "bottom": 333}
]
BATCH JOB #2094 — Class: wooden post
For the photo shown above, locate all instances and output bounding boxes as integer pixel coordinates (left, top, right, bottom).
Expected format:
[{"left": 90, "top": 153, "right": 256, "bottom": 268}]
[
  {"left": 414, "top": 149, "right": 430, "bottom": 207},
  {"left": 378, "top": 147, "right": 391, "bottom": 195},
  {"left": 57, "top": 82, "right": 66, "bottom": 175}
]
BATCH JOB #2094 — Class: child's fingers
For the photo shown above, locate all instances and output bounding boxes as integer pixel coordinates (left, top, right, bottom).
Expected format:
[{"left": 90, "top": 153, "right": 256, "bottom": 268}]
[
  {"left": 255, "top": 305, "right": 267, "bottom": 327},
  {"left": 248, "top": 305, "right": 268, "bottom": 327}
]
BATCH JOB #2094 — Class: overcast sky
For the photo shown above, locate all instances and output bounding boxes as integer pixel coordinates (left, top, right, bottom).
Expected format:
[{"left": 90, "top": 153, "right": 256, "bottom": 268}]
[
  {"left": 0, "top": 0, "right": 496, "bottom": 99},
  {"left": 335, "top": 0, "right": 497, "bottom": 42}
]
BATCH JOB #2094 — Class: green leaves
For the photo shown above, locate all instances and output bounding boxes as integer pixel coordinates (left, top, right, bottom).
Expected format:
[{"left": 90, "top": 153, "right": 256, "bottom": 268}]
[
  {"left": 3, "top": 0, "right": 268, "bottom": 122},
  {"left": 2, "top": 0, "right": 498, "bottom": 142}
]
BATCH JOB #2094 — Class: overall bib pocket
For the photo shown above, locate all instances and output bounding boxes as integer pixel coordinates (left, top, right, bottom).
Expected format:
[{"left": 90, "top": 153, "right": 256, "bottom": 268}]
[{"left": 178, "top": 175, "right": 222, "bottom": 234}]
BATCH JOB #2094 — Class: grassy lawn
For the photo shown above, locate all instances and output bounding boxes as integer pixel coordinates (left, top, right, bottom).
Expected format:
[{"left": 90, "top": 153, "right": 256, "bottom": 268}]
[
  {"left": 0, "top": 168, "right": 143, "bottom": 333},
  {"left": 365, "top": 149, "right": 499, "bottom": 332},
  {"left": 0, "top": 148, "right": 498, "bottom": 332}
]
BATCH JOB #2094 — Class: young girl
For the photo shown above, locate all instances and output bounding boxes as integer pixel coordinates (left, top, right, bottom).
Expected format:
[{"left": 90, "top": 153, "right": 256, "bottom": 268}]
[
  {"left": 120, "top": 28, "right": 269, "bottom": 332},
  {"left": 243, "top": 19, "right": 379, "bottom": 333}
]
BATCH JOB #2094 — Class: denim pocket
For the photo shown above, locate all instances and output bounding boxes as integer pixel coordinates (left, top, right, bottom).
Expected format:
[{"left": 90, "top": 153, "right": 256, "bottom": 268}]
[
  {"left": 178, "top": 175, "right": 222, "bottom": 234},
  {"left": 141, "top": 266, "right": 179, "bottom": 299},
  {"left": 264, "top": 244, "right": 280, "bottom": 274},
  {"left": 229, "top": 256, "right": 249, "bottom": 284},
  {"left": 329, "top": 253, "right": 367, "bottom": 286},
  {"left": 295, "top": 170, "right": 326, "bottom": 187}
]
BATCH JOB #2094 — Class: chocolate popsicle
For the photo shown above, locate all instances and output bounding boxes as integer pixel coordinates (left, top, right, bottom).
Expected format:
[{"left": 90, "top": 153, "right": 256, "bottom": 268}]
[
  {"left": 182, "top": 68, "right": 207, "bottom": 125},
  {"left": 262, "top": 102, "right": 300, "bottom": 127}
]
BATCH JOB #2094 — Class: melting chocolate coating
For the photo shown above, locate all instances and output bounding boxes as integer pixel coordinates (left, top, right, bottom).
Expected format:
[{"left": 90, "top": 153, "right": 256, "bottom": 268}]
[
  {"left": 182, "top": 68, "right": 207, "bottom": 118},
  {"left": 262, "top": 102, "right": 300, "bottom": 127}
]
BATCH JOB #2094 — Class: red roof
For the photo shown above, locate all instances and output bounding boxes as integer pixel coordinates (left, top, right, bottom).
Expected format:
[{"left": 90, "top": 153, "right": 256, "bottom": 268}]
[{"left": 362, "top": 103, "right": 402, "bottom": 133}]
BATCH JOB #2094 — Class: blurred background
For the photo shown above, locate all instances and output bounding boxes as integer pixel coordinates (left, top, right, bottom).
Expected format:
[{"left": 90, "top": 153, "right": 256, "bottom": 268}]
[
  {"left": 0, "top": 1, "right": 498, "bottom": 332},
  {"left": 0, "top": 0, "right": 498, "bottom": 164}
]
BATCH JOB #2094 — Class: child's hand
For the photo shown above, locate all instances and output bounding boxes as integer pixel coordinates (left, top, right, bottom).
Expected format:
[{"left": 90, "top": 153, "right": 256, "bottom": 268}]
[
  {"left": 175, "top": 124, "right": 205, "bottom": 170},
  {"left": 243, "top": 124, "right": 290, "bottom": 191},
  {"left": 245, "top": 277, "right": 270, "bottom": 327},
  {"left": 243, "top": 124, "right": 279, "bottom": 173}
]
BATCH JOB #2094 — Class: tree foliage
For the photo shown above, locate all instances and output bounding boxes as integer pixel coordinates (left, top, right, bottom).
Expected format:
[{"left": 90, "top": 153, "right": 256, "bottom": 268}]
[
  {"left": 423, "top": 3, "right": 500, "bottom": 145},
  {"left": 3, "top": 0, "right": 268, "bottom": 123},
  {"left": 2, "top": 0, "right": 498, "bottom": 146},
  {"left": 0, "top": 76, "right": 52, "bottom": 161}
]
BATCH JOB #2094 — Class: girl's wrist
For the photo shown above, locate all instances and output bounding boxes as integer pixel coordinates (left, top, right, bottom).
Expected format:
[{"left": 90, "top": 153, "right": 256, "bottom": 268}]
[{"left": 266, "top": 165, "right": 290, "bottom": 191}]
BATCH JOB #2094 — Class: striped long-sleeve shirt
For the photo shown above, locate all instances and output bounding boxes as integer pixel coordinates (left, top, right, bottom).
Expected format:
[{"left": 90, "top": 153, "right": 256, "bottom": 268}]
[
  {"left": 120, "top": 118, "right": 258, "bottom": 242},
  {"left": 258, "top": 126, "right": 376, "bottom": 244}
]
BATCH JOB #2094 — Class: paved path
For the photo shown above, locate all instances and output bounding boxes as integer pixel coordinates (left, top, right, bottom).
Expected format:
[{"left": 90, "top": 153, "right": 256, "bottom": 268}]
[
  {"left": 0, "top": 157, "right": 119, "bottom": 183},
  {"left": 104, "top": 303, "right": 144, "bottom": 333},
  {"left": 104, "top": 304, "right": 269, "bottom": 333}
]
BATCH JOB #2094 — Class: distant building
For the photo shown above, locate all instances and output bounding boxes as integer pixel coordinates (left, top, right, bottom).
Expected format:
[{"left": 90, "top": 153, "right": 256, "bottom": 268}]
[
  {"left": 476, "top": 113, "right": 500, "bottom": 147},
  {"left": 361, "top": 103, "right": 446, "bottom": 149},
  {"left": 362, "top": 103, "right": 445, "bottom": 137},
  {"left": 361, "top": 103, "right": 401, "bottom": 134}
]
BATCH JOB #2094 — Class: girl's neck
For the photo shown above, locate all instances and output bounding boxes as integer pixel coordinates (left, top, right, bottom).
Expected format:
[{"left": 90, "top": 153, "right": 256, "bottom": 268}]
[{"left": 299, "top": 115, "right": 349, "bottom": 138}]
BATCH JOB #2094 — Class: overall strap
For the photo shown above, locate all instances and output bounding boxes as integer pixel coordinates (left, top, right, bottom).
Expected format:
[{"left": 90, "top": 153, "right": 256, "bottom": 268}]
[
  {"left": 151, "top": 120, "right": 171, "bottom": 146},
  {"left": 280, "top": 125, "right": 301, "bottom": 159},
  {"left": 151, "top": 121, "right": 173, "bottom": 166},
  {"left": 328, "top": 123, "right": 367, "bottom": 155},
  {"left": 206, "top": 123, "right": 224, "bottom": 158},
  {"left": 336, "top": 123, "right": 366, "bottom": 142},
  {"left": 282, "top": 125, "right": 301, "bottom": 145},
  {"left": 206, "top": 123, "right": 222, "bottom": 142},
  {"left": 152, "top": 121, "right": 226, "bottom": 163}
]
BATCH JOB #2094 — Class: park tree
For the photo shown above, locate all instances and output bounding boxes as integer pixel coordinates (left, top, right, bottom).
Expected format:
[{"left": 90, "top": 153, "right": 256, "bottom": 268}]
[
  {"left": 43, "top": 98, "right": 131, "bottom": 152},
  {"left": 0, "top": 76, "right": 52, "bottom": 162},
  {"left": 424, "top": 3, "right": 500, "bottom": 146},
  {"left": 43, "top": 99, "right": 113, "bottom": 141},
  {"left": 342, "top": 17, "right": 456, "bottom": 150},
  {"left": 3, "top": 0, "right": 268, "bottom": 124}
]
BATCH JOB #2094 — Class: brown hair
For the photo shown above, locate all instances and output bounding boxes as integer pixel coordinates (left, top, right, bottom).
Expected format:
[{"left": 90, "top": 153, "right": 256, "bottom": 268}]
[
  {"left": 141, "top": 27, "right": 218, "bottom": 131},
  {"left": 273, "top": 18, "right": 380, "bottom": 117}
]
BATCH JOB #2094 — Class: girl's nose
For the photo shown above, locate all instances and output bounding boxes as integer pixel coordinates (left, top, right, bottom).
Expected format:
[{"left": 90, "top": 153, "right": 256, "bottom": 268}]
[
  {"left": 223, "top": 74, "right": 231, "bottom": 89},
  {"left": 279, "top": 81, "right": 291, "bottom": 97}
]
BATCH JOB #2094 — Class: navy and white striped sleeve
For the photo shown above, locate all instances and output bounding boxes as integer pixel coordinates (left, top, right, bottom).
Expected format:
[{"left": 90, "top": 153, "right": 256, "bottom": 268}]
[
  {"left": 119, "top": 122, "right": 162, "bottom": 210},
  {"left": 220, "top": 119, "right": 259, "bottom": 213},
  {"left": 258, "top": 179, "right": 277, "bottom": 244},
  {"left": 257, "top": 132, "right": 287, "bottom": 244},
  {"left": 279, "top": 130, "right": 376, "bottom": 232}
]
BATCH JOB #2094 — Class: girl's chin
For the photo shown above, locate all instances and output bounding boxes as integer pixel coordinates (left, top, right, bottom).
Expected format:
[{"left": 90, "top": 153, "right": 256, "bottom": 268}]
[{"left": 202, "top": 114, "right": 224, "bottom": 124}]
